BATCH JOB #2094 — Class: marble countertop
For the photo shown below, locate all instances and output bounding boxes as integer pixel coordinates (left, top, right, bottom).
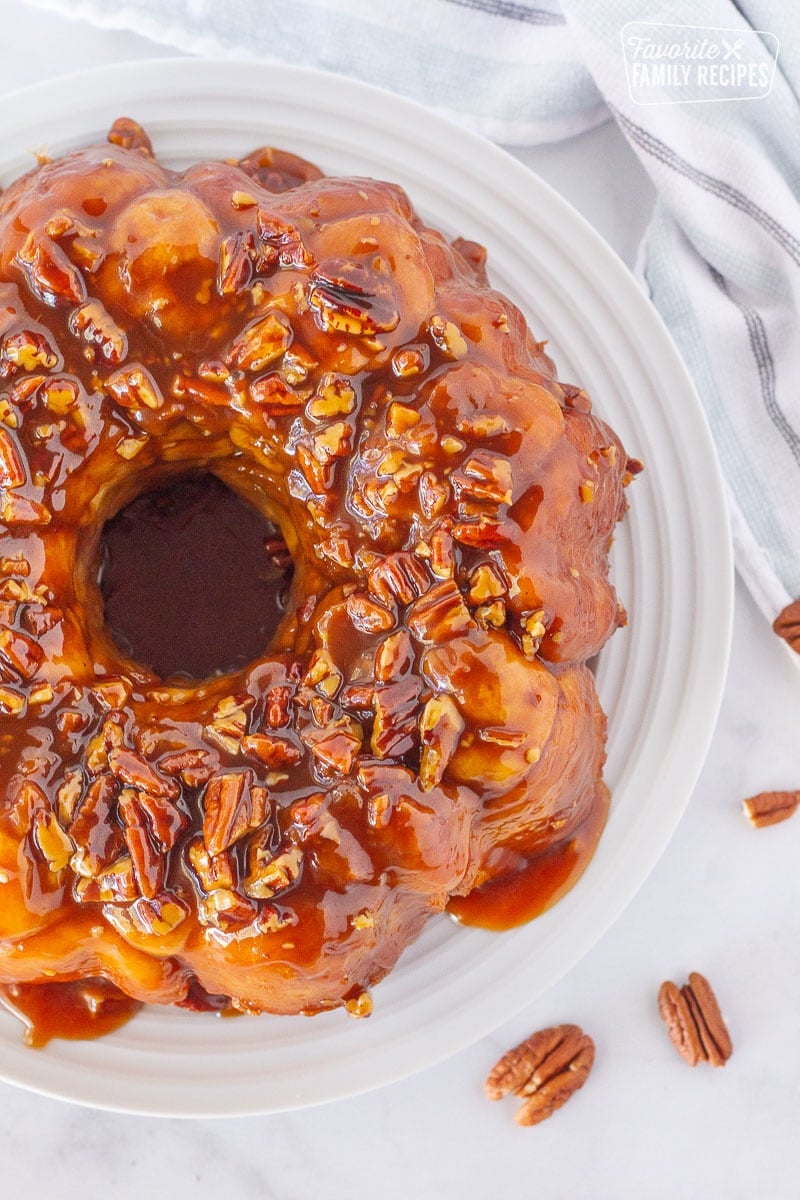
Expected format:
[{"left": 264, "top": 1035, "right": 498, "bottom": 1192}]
[{"left": 2, "top": 5, "right": 799, "bottom": 1197}]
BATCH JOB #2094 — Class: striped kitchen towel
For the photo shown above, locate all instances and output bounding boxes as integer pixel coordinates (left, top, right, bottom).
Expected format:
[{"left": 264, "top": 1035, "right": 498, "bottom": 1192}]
[{"left": 23, "top": 0, "right": 800, "bottom": 652}]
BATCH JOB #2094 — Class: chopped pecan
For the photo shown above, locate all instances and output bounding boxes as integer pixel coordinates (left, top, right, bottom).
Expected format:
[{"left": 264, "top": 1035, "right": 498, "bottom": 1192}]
[
  {"left": 407, "top": 580, "right": 474, "bottom": 644},
  {"left": 0, "top": 492, "right": 50, "bottom": 526},
  {"left": 468, "top": 563, "right": 506, "bottom": 605},
  {"left": 85, "top": 715, "right": 125, "bottom": 774},
  {"left": 187, "top": 836, "right": 236, "bottom": 892},
  {"left": 374, "top": 629, "right": 415, "bottom": 683},
  {"left": 241, "top": 732, "right": 302, "bottom": 768},
  {"left": 256, "top": 211, "right": 311, "bottom": 269},
  {"left": 117, "top": 788, "right": 164, "bottom": 899},
  {"left": 0, "top": 428, "right": 25, "bottom": 487},
  {"left": 310, "top": 421, "right": 352, "bottom": 464},
  {"left": 158, "top": 747, "right": 216, "bottom": 788},
  {"left": 106, "top": 364, "right": 161, "bottom": 409},
  {"left": 108, "top": 747, "right": 180, "bottom": 800},
  {"left": 129, "top": 894, "right": 189, "bottom": 936},
  {"left": 245, "top": 836, "right": 303, "bottom": 900},
  {"left": 217, "top": 230, "right": 256, "bottom": 296},
  {"left": 197, "top": 887, "right": 256, "bottom": 932},
  {"left": 774, "top": 599, "right": 800, "bottom": 654},
  {"left": 0, "top": 684, "right": 25, "bottom": 715},
  {"left": 69, "top": 773, "right": 122, "bottom": 877},
  {"left": 16, "top": 232, "right": 86, "bottom": 306},
  {"left": 452, "top": 450, "right": 513, "bottom": 506},
  {"left": 307, "top": 258, "right": 399, "bottom": 336},
  {"left": 451, "top": 516, "right": 506, "bottom": 549},
  {"left": 202, "top": 769, "right": 264, "bottom": 857},
  {"left": 226, "top": 311, "right": 292, "bottom": 373},
  {"left": 658, "top": 973, "right": 733, "bottom": 1067},
  {"left": 250, "top": 374, "right": 307, "bottom": 417},
  {"left": 418, "top": 693, "right": 464, "bottom": 789},
  {"left": 20, "top": 603, "right": 61, "bottom": 637},
  {"left": 107, "top": 117, "right": 153, "bottom": 154},
  {"left": 302, "top": 719, "right": 363, "bottom": 775},
  {"left": 0, "top": 625, "right": 43, "bottom": 679},
  {"left": 428, "top": 526, "right": 454, "bottom": 580},
  {"left": 308, "top": 374, "right": 357, "bottom": 420},
  {"left": 346, "top": 591, "right": 396, "bottom": 635},
  {"left": 69, "top": 300, "right": 127, "bottom": 363},
  {"left": 55, "top": 766, "right": 84, "bottom": 826},
  {"left": 742, "top": 789, "right": 800, "bottom": 828},
  {"left": 371, "top": 676, "right": 423, "bottom": 758},
  {"left": 485, "top": 1024, "right": 595, "bottom": 1127},
  {"left": 386, "top": 400, "right": 421, "bottom": 438},
  {"left": 265, "top": 685, "right": 293, "bottom": 728},
  {"left": 1, "top": 329, "right": 58, "bottom": 375},
  {"left": 428, "top": 315, "right": 468, "bottom": 359},
  {"left": 0, "top": 555, "right": 30, "bottom": 577},
  {"left": 521, "top": 610, "right": 547, "bottom": 658},
  {"left": 74, "top": 853, "right": 138, "bottom": 903},
  {"left": 418, "top": 471, "right": 449, "bottom": 520},
  {"left": 134, "top": 788, "right": 188, "bottom": 851},
  {"left": 368, "top": 553, "right": 429, "bottom": 607},
  {"left": 344, "top": 990, "right": 373, "bottom": 1018},
  {"left": 92, "top": 676, "right": 132, "bottom": 709},
  {"left": 204, "top": 692, "right": 254, "bottom": 754},
  {"left": 32, "top": 809, "right": 74, "bottom": 873}
]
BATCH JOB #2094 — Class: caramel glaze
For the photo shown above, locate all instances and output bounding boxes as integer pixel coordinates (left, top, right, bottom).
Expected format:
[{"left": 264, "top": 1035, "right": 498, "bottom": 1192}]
[
  {"left": 0, "top": 120, "right": 636, "bottom": 1044},
  {"left": 0, "top": 977, "right": 141, "bottom": 1047},
  {"left": 448, "top": 782, "right": 610, "bottom": 929}
]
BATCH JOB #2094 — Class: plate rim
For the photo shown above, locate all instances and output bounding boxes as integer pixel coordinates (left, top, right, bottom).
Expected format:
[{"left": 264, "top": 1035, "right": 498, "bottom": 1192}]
[{"left": 0, "top": 55, "right": 733, "bottom": 1117}]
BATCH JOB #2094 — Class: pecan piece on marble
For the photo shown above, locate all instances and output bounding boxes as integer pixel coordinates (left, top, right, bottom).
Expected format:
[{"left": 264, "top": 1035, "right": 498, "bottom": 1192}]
[
  {"left": 485, "top": 1024, "right": 595, "bottom": 1127},
  {"left": 658, "top": 973, "right": 733, "bottom": 1067},
  {"left": 742, "top": 789, "right": 800, "bottom": 828},
  {"left": 773, "top": 599, "right": 800, "bottom": 654}
]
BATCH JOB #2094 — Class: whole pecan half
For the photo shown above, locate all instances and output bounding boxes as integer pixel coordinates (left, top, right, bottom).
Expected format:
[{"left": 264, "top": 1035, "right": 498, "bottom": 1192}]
[
  {"left": 485, "top": 1024, "right": 595, "bottom": 1127},
  {"left": 658, "top": 972, "right": 733, "bottom": 1067},
  {"left": 773, "top": 599, "right": 800, "bottom": 654}
]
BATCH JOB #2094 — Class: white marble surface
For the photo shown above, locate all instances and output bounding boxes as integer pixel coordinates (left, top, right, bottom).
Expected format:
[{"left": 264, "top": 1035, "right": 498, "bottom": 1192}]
[{"left": 2, "top": 4, "right": 800, "bottom": 1196}]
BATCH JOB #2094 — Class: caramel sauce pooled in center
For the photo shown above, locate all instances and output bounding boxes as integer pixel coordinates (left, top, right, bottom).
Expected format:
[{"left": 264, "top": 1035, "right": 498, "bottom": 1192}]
[{"left": 99, "top": 473, "right": 293, "bottom": 680}]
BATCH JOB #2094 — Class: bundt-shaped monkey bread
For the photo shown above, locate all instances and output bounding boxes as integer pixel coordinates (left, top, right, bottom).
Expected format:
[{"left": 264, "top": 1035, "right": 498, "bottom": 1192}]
[{"left": 0, "top": 119, "right": 636, "bottom": 1037}]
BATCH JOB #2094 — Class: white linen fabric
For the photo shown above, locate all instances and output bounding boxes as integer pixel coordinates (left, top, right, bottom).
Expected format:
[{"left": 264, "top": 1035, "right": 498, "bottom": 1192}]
[{"left": 21, "top": 0, "right": 800, "bottom": 627}]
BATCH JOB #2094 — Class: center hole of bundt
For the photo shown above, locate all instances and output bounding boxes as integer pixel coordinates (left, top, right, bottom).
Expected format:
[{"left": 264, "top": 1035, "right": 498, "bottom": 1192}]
[{"left": 98, "top": 474, "right": 294, "bottom": 681}]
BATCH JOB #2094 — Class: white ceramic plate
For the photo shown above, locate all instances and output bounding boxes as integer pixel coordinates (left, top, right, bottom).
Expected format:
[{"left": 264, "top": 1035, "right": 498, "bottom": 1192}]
[{"left": 0, "top": 58, "right": 732, "bottom": 1117}]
